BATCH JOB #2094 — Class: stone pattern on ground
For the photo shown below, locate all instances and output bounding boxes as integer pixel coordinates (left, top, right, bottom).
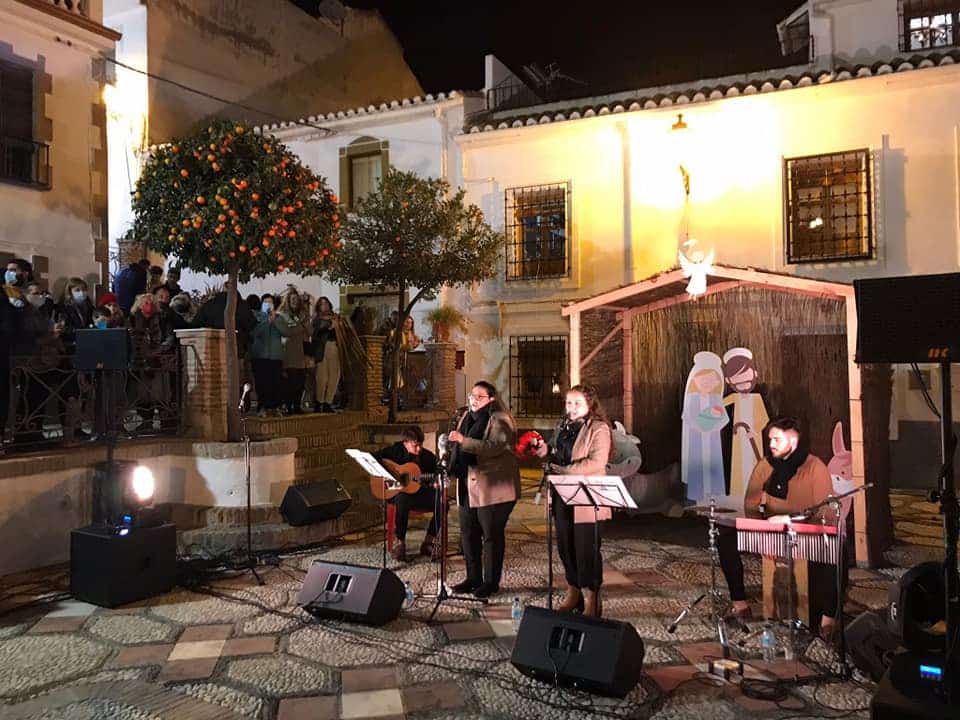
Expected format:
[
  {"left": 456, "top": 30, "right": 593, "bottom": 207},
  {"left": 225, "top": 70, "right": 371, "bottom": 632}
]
[{"left": 0, "top": 493, "right": 910, "bottom": 720}]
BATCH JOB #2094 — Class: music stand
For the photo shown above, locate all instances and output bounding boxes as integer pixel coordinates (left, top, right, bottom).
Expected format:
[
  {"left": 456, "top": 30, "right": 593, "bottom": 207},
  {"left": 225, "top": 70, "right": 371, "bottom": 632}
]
[
  {"left": 346, "top": 449, "right": 397, "bottom": 569},
  {"left": 545, "top": 475, "right": 636, "bottom": 609}
]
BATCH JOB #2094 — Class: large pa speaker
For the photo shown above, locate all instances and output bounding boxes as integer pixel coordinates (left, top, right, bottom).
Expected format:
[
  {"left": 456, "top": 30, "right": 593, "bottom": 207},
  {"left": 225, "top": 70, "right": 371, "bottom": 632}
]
[
  {"left": 845, "top": 610, "right": 901, "bottom": 681},
  {"left": 854, "top": 273, "right": 960, "bottom": 363},
  {"left": 510, "top": 606, "right": 645, "bottom": 697},
  {"left": 296, "top": 560, "right": 403, "bottom": 625},
  {"left": 280, "top": 480, "right": 351, "bottom": 526},
  {"left": 888, "top": 561, "right": 946, "bottom": 652},
  {"left": 70, "top": 523, "right": 176, "bottom": 607}
]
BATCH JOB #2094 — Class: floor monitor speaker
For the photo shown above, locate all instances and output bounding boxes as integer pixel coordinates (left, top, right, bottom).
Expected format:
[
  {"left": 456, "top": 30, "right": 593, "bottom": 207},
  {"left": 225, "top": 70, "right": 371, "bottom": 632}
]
[
  {"left": 297, "top": 560, "right": 403, "bottom": 625},
  {"left": 511, "top": 606, "right": 644, "bottom": 697},
  {"left": 280, "top": 480, "right": 351, "bottom": 526}
]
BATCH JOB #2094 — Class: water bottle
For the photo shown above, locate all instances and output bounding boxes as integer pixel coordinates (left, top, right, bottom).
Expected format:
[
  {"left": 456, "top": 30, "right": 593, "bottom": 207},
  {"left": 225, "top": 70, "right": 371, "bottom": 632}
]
[
  {"left": 761, "top": 623, "right": 777, "bottom": 662},
  {"left": 152, "top": 409, "right": 161, "bottom": 430},
  {"left": 402, "top": 582, "right": 415, "bottom": 610},
  {"left": 511, "top": 597, "right": 523, "bottom": 632}
]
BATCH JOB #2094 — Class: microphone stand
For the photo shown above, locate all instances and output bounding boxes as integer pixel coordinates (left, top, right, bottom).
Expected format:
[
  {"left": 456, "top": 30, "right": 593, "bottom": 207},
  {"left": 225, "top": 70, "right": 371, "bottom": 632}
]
[
  {"left": 239, "top": 387, "right": 263, "bottom": 585},
  {"left": 425, "top": 438, "right": 486, "bottom": 622}
]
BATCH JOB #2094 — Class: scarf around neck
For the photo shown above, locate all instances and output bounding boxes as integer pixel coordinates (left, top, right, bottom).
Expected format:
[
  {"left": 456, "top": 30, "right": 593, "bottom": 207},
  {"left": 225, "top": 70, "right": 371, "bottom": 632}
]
[{"left": 763, "top": 446, "right": 808, "bottom": 500}]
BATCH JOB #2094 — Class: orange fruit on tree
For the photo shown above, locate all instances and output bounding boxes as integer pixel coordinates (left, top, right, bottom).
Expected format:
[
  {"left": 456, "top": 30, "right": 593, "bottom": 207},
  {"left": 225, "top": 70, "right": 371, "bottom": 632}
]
[
  {"left": 262, "top": 238, "right": 271, "bottom": 247},
  {"left": 180, "top": 169, "right": 189, "bottom": 177},
  {"left": 287, "top": 230, "right": 296, "bottom": 238},
  {"left": 196, "top": 196, "right": 205, "bottom": 204},
  {"left": 238, "top": 244, "right": 247, "bottom": 253},
  {"left": 212, "top": 163, "right": 221, "bottom": 172}
]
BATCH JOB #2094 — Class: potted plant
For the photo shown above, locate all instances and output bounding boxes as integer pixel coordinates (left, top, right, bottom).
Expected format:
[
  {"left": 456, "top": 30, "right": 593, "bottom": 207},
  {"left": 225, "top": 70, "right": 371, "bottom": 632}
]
[{"left": 425, "top": 305, "right": 468, "bottom": 342}]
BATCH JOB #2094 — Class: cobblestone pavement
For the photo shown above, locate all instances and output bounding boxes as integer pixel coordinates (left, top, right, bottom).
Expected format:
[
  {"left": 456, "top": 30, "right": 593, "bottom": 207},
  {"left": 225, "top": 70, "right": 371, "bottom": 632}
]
[{"left": 0, "top": 480, "right": 939, "bottom": 720}]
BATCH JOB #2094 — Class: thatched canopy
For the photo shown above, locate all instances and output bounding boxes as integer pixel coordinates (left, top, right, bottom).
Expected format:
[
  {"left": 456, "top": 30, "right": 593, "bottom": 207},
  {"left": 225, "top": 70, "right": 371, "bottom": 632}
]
[{"left": 562, "top": 265, "right": 884, "bottom": 567}]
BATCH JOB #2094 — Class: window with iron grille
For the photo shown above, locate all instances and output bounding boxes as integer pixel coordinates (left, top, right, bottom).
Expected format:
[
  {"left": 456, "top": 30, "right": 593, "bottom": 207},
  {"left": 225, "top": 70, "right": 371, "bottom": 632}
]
[
  {"left": 899, "top": 0, "right": 960, "bottom": 50},
  {"left": 0, "top": 58, "right": 48, "bottom": 189},
  {"left": 505, "top": 183, "right": 569, "bottom": 280},
  {"left": 781, "top": 12, "right": 811, "bottom": 61},
  {"left": 784, "top": 149, "right": 873, "bottom": 264},
  {"left": 509, "top": 335, "right": 567, "bottom": 417}
]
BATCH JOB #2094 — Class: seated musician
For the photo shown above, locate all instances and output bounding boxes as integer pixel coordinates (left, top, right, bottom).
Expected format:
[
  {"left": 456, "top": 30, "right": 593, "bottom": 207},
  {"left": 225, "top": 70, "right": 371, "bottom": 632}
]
[
  {"left": 717, "top": 415, "right": 845, "bottom": 640},
  {"left": 374, "top": 425, "right": 443, "bottom": 562}
]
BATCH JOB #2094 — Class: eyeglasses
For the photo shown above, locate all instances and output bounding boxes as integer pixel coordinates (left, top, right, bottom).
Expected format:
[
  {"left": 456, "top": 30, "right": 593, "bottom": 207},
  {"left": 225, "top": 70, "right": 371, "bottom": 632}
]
[{"left": 469, "top": 393, "right": 490, "bottom": 400}]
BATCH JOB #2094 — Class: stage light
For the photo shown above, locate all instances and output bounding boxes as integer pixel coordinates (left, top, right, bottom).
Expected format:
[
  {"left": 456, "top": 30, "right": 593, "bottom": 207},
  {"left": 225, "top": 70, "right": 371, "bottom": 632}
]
[
  {"left": 94, "top": 460, "right": 159, "bottom": 527},
  {"left": 131, "top": 465, "right": 155, "bottom": 504}
]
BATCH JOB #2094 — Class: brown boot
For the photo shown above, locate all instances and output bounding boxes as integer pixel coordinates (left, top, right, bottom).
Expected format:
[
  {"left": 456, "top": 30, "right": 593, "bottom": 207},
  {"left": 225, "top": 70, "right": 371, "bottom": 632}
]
[
  {"left": 392, "top": 540, "right": 407, "bottom": 562},
  {"left": 583, "top": 588, "right": 601, "bottom": 618},
  {"left": 557, "top": 585, "right": 583, "bottom": 613},
  {"left": 419, "top": 534, "right": 437, "bottom": 560}
]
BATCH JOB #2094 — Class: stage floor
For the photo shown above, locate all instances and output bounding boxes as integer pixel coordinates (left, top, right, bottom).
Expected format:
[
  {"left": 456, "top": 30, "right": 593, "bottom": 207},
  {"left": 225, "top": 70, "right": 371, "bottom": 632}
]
[{"left": 0, "top": 482, "right": 947, "bottom": 720}]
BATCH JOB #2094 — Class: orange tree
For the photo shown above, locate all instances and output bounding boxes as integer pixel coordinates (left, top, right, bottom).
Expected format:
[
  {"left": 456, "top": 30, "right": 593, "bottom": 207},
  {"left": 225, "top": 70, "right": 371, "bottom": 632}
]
[
  {"left": 132, "top": 119, "right": 339, "bottom": 439},
  {"left": 330, "top": 168, "right": 502, "bottom": 422}
]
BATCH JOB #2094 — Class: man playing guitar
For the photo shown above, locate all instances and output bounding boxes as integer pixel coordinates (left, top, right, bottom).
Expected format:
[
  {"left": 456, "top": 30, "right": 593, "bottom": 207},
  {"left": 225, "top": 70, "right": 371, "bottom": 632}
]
[{"left": 374, "top": 425, "right": 442, "bottom": 562}]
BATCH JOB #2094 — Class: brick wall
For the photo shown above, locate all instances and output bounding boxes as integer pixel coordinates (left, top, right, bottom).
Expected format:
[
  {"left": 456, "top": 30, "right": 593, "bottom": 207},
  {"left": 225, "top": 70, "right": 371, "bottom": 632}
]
[
  {"left": 361, "top": 335, "right": 388, "bottom": 422},
  {"left": 426, "top": 342, "right": 456, "bottom": 413},
  {"left": 175, "top": 328, "right": 229, "bottom": 441}
]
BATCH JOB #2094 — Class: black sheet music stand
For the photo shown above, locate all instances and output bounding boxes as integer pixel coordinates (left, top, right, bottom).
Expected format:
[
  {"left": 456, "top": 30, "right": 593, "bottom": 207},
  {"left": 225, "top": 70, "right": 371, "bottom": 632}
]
[{"left": 545, "top": 475, "right": 636, "bottom": 609}]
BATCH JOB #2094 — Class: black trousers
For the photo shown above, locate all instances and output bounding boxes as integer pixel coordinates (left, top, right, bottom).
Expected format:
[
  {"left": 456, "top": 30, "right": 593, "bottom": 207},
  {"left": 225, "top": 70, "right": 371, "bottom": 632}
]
[
  {"left": 551, "top": 487, "right": 604, "bottom": 590},
  {"left": 459, "top": 499, "right": 515, "bottom": 588},
  {"left": 283, "top": 368, "right": 306, "bottom": 411},
  {"left": 717, "top": 524, "right": 849, "bottom": 621},
  {"left": 390, "top": 486, "right": 443, "bottom": 541},
  {"left": 252, "top": 359, "right": 283, "bottom": 409}
]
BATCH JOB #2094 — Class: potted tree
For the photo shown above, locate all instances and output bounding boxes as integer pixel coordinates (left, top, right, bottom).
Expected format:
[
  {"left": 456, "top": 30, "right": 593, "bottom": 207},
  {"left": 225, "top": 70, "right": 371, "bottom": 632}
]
[{"left": 425, "top": 305, "right": 468, "bottom": 342}]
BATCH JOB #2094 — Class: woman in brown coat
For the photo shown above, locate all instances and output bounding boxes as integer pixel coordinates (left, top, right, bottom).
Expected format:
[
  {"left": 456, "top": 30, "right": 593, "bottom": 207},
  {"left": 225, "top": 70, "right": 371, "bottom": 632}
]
[
  {"left": 447, "top": 380, "right": 520, "bottom": 599},
  {"left": 535, "top": 384, "right": 612, "bottom": 617}
]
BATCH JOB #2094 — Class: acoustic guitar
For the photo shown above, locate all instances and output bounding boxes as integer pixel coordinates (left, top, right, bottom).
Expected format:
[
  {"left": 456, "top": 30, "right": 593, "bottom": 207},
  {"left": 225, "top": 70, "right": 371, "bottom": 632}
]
[{"left": 369, "top": 459, "right": 440, "bottom": 501}]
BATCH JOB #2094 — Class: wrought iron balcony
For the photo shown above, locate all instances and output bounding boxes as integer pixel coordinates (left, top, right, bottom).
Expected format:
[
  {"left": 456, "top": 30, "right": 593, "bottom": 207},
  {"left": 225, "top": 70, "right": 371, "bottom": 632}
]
[{"left": 0, "top": 136, "right": 51, "bottom": 189}]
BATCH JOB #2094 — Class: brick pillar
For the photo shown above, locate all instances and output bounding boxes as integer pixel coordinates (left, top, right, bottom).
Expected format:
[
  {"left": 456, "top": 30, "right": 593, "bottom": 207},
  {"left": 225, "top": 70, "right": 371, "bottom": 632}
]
[
  {"left": 425, "top": 342, "right": 456, "bottom": 412},
  {"left": 117, "top": 236, "right": 146, "bottom": 267},
  {"left": 176, "top": 328, "right": 228, "bottom": 441},
  {"left": 361, "top": 335, "right": 387, "bottom": 422}
]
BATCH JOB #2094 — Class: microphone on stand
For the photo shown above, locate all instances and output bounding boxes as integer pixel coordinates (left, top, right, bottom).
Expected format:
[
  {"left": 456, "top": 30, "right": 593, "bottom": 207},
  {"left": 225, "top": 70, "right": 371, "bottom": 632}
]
[
  {"left": 438, "top": 433, "right": 449, "bottom": 463},
  {"left": 238, "top": 382, "right": 251, "bottom": 412}
]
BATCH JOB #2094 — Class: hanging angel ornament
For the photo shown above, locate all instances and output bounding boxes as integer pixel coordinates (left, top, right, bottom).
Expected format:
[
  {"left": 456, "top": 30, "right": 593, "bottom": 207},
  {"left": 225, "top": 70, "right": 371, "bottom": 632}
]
[{"left": 678, "top": 238, "right": 714, "bottom": 296}]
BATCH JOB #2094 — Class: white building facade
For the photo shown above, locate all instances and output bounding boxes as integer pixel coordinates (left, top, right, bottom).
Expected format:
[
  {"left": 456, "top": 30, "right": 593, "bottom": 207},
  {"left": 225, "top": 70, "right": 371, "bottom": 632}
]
[
  {"left": 0, "top": 0, "right": 118, "bottom": 296},
  {"left": 454, "top": 0, "right": 960, "bottom": 435}
]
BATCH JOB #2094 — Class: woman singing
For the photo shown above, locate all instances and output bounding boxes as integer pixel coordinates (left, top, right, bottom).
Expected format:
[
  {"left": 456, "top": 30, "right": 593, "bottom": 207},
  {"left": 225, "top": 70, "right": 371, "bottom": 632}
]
[
  {"left": 534, "top": 384, "right": 612, "bottom": 617},
  {"left": 447, "top": 381, "right": 520, "bottom": 599}
]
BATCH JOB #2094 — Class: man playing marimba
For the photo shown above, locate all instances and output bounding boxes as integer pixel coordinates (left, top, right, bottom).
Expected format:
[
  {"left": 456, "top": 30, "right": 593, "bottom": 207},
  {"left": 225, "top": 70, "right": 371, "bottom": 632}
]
[{"left": 717, "top": 416, "right": 844, "bottom": 640}]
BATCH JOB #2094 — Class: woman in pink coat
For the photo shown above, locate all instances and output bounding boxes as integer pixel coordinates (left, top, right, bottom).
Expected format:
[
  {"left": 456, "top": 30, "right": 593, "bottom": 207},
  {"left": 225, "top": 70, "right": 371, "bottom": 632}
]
[{"left": 535, "top": 384, "right": 612, "bottom": 617}]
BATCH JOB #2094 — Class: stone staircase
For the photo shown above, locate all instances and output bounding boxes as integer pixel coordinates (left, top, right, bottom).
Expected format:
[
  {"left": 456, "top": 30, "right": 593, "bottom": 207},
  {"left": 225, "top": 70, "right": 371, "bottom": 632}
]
[{"left": 179, "top": 411, "right": 382, "bottom": 557}]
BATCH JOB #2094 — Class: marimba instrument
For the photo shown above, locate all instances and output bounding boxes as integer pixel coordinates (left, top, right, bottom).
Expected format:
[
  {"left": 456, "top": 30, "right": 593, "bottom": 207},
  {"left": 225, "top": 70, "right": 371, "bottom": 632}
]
[
  {"left": 721, "top": 516, "right": 841, "bottom": 565},
  {"left": 717, "top": 514, "right": 842, "bottom": 627}
]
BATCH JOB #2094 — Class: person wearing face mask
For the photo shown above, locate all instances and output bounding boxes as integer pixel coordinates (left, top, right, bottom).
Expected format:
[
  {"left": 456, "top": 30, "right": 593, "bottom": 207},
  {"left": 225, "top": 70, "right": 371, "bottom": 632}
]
[
  {"left": 275, "top": 288, "right": 312, "bottom": 414},
  {"left": 250, "top": 294, "right": 287, "bottom": 414},
  {"left": 57, "top": 278, "right": 94, "bottom": 353},
  {"left": 446, "top": 381, "right": 520, "bottom": 599},
  {"left": 92, "top": 306, "right": 112, "bottom": 329},
  {"left": 24, "top": 282, "right": 54, "bottom": 321},
  {"left": 533, "top": 384, "right": 613, "bottom": 617}
]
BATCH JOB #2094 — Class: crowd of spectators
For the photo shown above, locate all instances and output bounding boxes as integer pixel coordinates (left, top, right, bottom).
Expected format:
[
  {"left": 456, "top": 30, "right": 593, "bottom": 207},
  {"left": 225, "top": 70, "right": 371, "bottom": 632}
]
[{"left": 2, "top": 255, "right": 433, "bottom": 446}]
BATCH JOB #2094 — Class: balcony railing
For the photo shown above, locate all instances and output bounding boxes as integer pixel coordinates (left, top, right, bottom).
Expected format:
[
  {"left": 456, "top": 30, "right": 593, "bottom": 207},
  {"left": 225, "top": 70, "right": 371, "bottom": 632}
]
[
  {"left": 44, "top": 0, "right": 88, "bottom": 17},
  {"left": 0, "top": 136, "right": 51, "bottom": 189},
  {"left": 486, "top": 79, "right": 545, "bottom": 114}
]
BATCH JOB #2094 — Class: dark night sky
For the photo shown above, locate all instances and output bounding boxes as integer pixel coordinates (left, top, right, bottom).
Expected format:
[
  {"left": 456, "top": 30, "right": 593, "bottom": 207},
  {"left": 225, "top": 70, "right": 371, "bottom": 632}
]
[{"left": 343, "top": 1, "right": 807, "bottom": 95}]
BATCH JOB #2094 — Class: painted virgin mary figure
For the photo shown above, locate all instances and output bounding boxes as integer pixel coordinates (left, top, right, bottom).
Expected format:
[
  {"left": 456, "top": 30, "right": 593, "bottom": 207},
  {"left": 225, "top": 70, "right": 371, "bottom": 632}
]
[{"left": 681, "top": 351, "right": 729, "bottom": 504}]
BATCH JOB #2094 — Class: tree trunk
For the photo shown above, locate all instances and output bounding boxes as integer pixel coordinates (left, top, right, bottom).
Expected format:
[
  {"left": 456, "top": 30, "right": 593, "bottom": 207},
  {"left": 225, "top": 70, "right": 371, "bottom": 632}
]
[
  {"left": 862, "top": 362, "right": 895, "bottom": 561},
  {"left": 225, "top": 266, "right": 241, "bottom": 441},
  {"left": 388, "top": 284, "right": 405, "bottom": 424}
]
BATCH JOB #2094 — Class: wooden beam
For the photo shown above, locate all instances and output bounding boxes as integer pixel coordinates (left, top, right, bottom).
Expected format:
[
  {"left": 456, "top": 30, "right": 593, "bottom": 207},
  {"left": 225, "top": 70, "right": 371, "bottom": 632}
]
[
  {"left": 623, "top": 316, "right": 634, "bottom": 434},
  {"left": 580, "top": 320, "right": 624, "bottom": 370},
  {"left": 712, "top": 266, "right": 854, "bottom": 299},
  {"left": 845, "top": 295, "right": 870, "bottom": 567},
  {"left": 625, "top": 281, "right": 743, "bottom": 319},
  {"left": 562, "top": 269, "right": 687, "bottom": 316},
  {"left": 569, "top": 312, "right": 581, "bottom": 387}
]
